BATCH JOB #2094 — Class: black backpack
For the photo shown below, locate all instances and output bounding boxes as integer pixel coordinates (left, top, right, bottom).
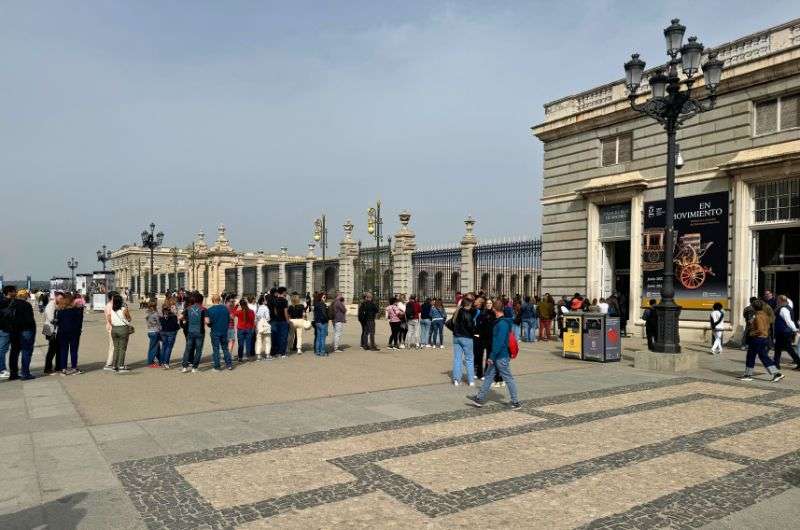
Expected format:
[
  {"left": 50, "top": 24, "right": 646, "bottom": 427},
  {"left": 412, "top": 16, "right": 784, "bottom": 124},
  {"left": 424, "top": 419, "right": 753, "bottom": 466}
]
[{"left": 0, "top": 299, "right": 17, "bottom": 332}]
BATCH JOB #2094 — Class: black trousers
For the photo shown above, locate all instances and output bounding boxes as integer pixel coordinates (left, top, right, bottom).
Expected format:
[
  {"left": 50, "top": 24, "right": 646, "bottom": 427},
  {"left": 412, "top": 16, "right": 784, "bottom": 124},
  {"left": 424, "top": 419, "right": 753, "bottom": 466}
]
[
  {"left": 389, "top": 322, "right": 401, "bottom": 347},
  {"left": 774, "top": 332, "right": 800, "bottom": 368},
  {"left": 8, "top": 334, "right": 20, "bottom": 378},
  {"left": 646, "top": 326, "right": 657, "bottom": 351},
  {"left": 44, "top": 336, "right": 61, "bottom": 372},
  {"left": 361, "top": 320, "right": 376, "bottom": 348}
]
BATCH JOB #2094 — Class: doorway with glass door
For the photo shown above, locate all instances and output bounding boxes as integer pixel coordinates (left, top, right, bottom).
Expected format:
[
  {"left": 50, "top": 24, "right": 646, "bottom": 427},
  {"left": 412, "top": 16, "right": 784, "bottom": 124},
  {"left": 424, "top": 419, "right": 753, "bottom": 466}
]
[
  {"left": 757, "top": 227, "right": 800, "bottom": 321},
  {"left": 598, "top": 203, "right": 632, "bottom": 335}
]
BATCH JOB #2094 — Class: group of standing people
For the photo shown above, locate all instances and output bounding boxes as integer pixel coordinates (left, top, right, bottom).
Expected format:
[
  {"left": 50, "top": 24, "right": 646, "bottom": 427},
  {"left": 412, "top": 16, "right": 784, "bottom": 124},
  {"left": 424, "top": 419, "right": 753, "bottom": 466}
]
[{"left": 737, "top": 290, "right": 799, "bottom": 382}]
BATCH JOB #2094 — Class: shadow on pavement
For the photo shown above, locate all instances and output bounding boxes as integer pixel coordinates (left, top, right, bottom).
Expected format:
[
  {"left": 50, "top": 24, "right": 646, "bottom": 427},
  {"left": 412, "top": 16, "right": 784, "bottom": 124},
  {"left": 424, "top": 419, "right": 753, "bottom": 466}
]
[{"left": 0, "top": 492, "right": 87, "bottom": 529}]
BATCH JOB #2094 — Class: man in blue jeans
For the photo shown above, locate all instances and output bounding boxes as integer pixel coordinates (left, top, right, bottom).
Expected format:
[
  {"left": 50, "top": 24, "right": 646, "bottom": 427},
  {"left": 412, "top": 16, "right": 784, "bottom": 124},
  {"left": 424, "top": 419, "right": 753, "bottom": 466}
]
[
  {"left": 180, "top": 293, "right": 207, "bottom": 373},
  {"left": 0, "top": 285, "right": 18, "bottom": 380},
  {"left": 206, "top": 294, "right": 233, "bottom": 370},
  {"left": 468, "top": 301, "right": 521, "bottom": 409},
  {"left": 420, "top": 297, "right": 432, "bottom": 348},
  {"left": 520, "top": 295, "right": 538, "bottom": 342}
]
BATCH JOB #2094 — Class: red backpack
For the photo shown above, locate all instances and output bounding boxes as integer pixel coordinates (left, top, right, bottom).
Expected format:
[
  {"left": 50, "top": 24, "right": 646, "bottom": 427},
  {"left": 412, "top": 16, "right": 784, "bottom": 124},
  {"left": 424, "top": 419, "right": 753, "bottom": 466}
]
[{"left": 508, "top": 330, "right": 519, "bottom": 359}]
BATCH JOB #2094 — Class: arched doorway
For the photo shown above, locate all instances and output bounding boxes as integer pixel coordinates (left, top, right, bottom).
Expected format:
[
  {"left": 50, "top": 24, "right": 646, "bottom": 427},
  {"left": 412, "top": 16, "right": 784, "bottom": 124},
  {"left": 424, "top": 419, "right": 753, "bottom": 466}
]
[
  {"left": 324, "top": 266, "right": 338, "bottom": 295},
  {"left": 510, "top": 274, "right": 518, "bottom": 297},
  {"left": 480, "top": 273, "right": 489, "bottom": 293},
  {"left": 417, "top": 271, "right": 429, "bottom": 299},
  {"left": 450, "top": 272, "right": 460, "bottom": 303},
  {"left": 523, "top": 274, "right": 532, "bottom": 297},
  {"left": 495, "top": 274, "right": 504, "bottom": 297},
  {"left": 434, "top": 271, "right": 444, "bottom": 298}
]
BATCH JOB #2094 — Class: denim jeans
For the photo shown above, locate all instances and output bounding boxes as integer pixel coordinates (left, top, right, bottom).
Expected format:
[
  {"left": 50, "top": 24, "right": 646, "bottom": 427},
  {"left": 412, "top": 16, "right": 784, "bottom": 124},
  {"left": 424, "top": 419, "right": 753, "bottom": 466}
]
[
  {"left": 420, "top": 319, "right": 431, "bottom": 346},
  {"left": 237, "top": 328, "right": 254, "bottom": 359},
  {"left": 19, "top": 330, "right": 35, "bottom": 377},
  {"left": 333, "top": 322, "right": 344, "bottom": 350},
  {"left": 315, "top": 323, "right": 328, "bottom": 354},
  {"left": 745, "top": 337, "right": 778, "bottom": 376},
  {"left": 430, "top": 321, "right": 444, "bottom": 346},
  {"left": 512, "top": 323, "right": 521, "bottom": 341},
  {"left": 521, "top": 318, "right": 537, "bottom": 342},
  {"left": 0, "top": 329, "right": 9, "bottom": 372},
  {"left": 476, "top": 357, "right": 518, "bottom": 402},
  {"left": 58, "top": 333, "right": 81, "bottom": 370},
  {"left": 360, "top": 320, "right": 376, "bottom": 348},
  {"left": 452, "top": 336, "right": 475, "bottom": 383},
  {"left": 272, "top": 321, "right": 289, "bottom": 355},
  {"left": 210, "top": 333, "right": 233, "bottom": 368},
  {"left": 159, "top": 331, "right": 177, "bottom": 364},
  {"left": 182, "top": 332, "right": 204, "bottom": 368},
  {"left": 147, "top": 332, "right": 162, "bottom": 364}
]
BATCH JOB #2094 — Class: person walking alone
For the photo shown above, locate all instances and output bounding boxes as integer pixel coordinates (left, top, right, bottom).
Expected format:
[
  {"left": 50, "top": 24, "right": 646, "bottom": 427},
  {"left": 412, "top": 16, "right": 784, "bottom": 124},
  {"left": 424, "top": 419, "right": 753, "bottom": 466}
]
[
  {"left": 468, "top": 300, "right": 521, "bottom": 409},
  {"left": 332, "top": 292, "right": 347, "bottom": 353},
  {"left": 709, "top": 302, "right": 725, "bottom": 355},
  {"left": 108, "top": 294, "right": 133, "bottom": 373},
  {"left": 358, "top": 293, "right": 379, "bottom": 351}
]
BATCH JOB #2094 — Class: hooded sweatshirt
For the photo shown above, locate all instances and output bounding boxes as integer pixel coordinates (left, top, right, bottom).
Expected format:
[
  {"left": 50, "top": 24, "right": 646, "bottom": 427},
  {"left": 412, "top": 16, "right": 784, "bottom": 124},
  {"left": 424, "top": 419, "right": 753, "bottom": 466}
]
[{"left": 490, "top": 309, "right": 515, "bottom": 361}]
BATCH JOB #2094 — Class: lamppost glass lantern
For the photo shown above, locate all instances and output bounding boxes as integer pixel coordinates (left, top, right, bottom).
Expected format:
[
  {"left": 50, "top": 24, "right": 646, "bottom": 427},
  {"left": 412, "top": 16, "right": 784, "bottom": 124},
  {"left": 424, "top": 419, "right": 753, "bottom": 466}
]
[
  {"left": 702, "top": 52, "right": 724, "bottom": 92},
  {"left": 663, "top": 18, "right": 686, "bottom": 56},
  {"left": 648, "top": 70, "right": 668, "bottom": 98},
  {"left": 680, "top": 36, "right": 704, "bottom": 77},
  {"left": 624, "top": 53, "right": 646, "bottom": 93}
]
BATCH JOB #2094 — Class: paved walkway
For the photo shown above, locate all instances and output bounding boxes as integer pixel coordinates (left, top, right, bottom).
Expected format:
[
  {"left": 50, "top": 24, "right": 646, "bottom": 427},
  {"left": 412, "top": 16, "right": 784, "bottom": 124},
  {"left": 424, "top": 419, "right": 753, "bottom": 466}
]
[{"left": 2, "top": 309, "right": 800, "bottom": 528}]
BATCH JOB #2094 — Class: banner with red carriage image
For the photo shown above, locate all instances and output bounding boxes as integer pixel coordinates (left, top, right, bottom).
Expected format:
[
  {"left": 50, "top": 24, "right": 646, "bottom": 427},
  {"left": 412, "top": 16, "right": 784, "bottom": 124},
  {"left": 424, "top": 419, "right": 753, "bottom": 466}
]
[{"left": 641, "top": 191, "right": 729, "bottom": 310}]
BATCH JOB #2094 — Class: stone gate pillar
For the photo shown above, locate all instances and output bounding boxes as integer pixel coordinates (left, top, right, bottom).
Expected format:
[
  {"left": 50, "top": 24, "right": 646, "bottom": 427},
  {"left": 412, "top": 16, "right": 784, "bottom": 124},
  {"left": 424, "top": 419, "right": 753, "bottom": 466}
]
[
  {"left": 306, "top": 244, "right": 315, "bottom": 295},
  {"left": 338, "top": 220, "right": 358, "bottom": 302},
  {"left": 392, "top": 211, "right": 416, "bottom": 297},
  {"left": 278, "top": 247, "right": 288, "bottom": 287},
  {"left": 460, "top": 216, "right": 478, "bottom": 294},
  {"left": 256, "top": 251, "right": 265, "bottom": 295},
  {"left": 236, "top": 261, "right": 244, "bottom": 297}
]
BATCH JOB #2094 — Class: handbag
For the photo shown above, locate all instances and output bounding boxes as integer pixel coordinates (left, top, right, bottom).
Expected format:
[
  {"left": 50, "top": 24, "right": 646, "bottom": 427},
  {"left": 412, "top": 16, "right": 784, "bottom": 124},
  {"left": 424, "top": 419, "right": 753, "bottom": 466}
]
[{"left": 127, "top": 324, "right": 135, "bottom": 336}]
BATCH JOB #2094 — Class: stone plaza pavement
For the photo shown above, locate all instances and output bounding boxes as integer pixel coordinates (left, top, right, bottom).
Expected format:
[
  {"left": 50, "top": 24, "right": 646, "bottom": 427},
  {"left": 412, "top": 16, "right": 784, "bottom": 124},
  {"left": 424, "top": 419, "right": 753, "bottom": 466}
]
[{"left": 2, "top": 309, "right": 800, "bottom": 528}]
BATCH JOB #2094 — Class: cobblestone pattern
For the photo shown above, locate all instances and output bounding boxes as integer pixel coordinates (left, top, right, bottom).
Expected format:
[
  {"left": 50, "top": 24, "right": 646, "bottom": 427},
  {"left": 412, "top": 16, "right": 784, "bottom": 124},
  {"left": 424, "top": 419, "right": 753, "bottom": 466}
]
[{"left": 112, "top": 378, "right": 800, "bottom": 529}]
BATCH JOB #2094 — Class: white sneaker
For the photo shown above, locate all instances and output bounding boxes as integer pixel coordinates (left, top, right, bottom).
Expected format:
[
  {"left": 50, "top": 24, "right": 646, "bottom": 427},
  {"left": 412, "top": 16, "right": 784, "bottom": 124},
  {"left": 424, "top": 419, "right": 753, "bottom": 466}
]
[
  {"left": 102, "top": 365, "right": 115, "bottom": 372},
  {"left": 297, "top": 349, "right": 302, "bottom": 354},
  {"left": 469, "top": 382, "right": 475, "bottom": 387},
  {"left": 425, "top": 344, "right": 431, "bottom": 348},
  {"left": 181, "top": 367, "right": 190, "bottom": 373},
  {"left": 191, "top": 368, "right": 199, "bottom": 373},
  {"left": 399, "top": 344, "right": 406, "bottom": 349},
  {"left": 499, "top": 381, "right": 506, "bottom": 387},
  {"left": 439, "top": 345, "right": 444, "bottom": 349},
  {"left": 0, "top": 370, "right": 9, "bottom": 379},
  {"left": 453, "top": 380, "right": 460, "bottom": 386}
]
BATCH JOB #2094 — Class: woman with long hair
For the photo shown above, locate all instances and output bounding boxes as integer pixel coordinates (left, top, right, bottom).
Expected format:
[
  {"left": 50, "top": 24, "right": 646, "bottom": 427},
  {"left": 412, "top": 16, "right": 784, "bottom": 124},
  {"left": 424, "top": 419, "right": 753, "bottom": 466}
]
[
  {"left": 159, "top": 303, "right": 180, "bottom": 369},
  {"left": 386, "top": 297, "right": 403, "bottom": 350},
  {"left": 313, "top": 292, "right": 330, "bottom": 355},
  {"left": 288, "top": 293, "right": 308, "bottom": 355},
  {"left": 145, "top": 301, "right": 162, "bottom": 367},
  {"left": 109, "top": 294, "right": 133, "bottom": 373},
  {"left": 235, "top": 298, "right": 255, "bottom": 361},
  {"left": 56, "top": 293, "right": 85, "bottom": 375},
  {"left": 449, "top": 295, "right": 476, "bottom": 386}
]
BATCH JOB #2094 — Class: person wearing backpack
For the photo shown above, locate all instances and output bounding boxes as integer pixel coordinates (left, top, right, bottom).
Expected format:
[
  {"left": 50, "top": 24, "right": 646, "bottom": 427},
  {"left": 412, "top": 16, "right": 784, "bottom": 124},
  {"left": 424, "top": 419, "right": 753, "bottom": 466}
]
[
  {"left": 468, "top": 300, "right": 521, "bottom": 409},
  {"left": 709, "top": 302, "right": 725, "bottom": 355},
  {"left": 0, "top": 285, "right": 18, "bottom": 380},
  {"left": 180, "top": 292, "right": 208, "bottom": 373}
]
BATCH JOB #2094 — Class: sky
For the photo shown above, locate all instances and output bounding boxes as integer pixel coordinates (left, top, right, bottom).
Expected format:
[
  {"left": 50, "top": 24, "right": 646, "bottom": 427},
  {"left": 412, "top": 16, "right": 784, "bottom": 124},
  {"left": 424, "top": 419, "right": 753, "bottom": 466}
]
[{"left": 1, "top": 0, "right": 796, "bottom": 279}]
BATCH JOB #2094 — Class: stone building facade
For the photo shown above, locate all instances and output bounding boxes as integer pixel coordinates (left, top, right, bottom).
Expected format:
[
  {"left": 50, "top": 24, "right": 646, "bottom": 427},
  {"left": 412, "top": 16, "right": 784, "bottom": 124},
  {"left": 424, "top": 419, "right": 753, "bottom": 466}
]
[
  {"left": 532, "top": 18, "right": 800, "bottom": 340},
  {"left": 108, "top": 216, "right": 542, "bottom": 304}
]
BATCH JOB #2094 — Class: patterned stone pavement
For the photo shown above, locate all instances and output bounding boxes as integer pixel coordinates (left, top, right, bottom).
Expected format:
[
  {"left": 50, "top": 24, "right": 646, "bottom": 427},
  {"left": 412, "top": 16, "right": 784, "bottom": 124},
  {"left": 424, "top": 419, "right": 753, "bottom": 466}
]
[{"left": 111, "top": 377, "right": 800, "bottom": 529}]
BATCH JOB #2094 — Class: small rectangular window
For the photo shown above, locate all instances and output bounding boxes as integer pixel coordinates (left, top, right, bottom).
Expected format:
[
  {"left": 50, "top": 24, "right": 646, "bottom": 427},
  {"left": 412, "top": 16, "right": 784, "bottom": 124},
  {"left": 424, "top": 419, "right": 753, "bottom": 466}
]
[
  {"left": 600, "top": 133, "right": 633, "bottom": 166},
  {"left": 755, "top": 99, "right": 778, "bottom": 135},
  {"left": 780, "top": 94, "right": 800, "bottom": 130}
]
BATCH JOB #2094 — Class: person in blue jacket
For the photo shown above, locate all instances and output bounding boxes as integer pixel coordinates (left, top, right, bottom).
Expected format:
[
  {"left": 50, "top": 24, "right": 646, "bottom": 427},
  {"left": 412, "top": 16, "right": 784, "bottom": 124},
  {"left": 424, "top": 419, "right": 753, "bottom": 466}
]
[{"left": 468, "top": 300, "right": 521, "bottom": 409}]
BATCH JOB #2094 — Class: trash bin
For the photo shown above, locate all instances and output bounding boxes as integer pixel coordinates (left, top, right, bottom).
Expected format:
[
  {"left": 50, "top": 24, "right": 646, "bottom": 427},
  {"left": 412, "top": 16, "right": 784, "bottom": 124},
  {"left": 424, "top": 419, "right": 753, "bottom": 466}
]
[
  {"left": 582, "top": 313, "right": 606, "bottom": 362},
  {"left": 604, "top": 317, "right": 622, "bottom": 361},
  {"left": 562, "top": 313, "right": 583, "bottom": 359}
]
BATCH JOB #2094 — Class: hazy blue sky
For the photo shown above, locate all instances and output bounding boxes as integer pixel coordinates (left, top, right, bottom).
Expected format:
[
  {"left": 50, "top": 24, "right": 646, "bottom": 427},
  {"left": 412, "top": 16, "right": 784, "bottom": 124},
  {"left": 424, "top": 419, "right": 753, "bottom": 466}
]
[{"left": 1, "top": 1, "right": 796, "bottom": 279}]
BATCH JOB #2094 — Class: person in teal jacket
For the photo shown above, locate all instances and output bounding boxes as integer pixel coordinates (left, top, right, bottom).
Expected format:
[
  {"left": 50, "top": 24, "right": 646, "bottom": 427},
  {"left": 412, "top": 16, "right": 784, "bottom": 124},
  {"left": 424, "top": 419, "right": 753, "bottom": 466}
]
[{"left": 468, "top": 301, "right": 520, "bottom": 409}]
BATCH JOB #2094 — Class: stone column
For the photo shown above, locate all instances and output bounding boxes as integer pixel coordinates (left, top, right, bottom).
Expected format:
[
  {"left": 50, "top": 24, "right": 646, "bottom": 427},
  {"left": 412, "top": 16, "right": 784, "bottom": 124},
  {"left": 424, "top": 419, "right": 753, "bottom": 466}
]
[
  {"left": 256, "top": 251, "right": 265, "bottom": 295},
  {"left": 338, "top": 220, "right": 358, "bottom": 302},
  {"left": 278, "top": 247, "right": 288, "bottom": 287},
  {"left": 306, "top": 244, "right": 315, "bottom": 295},
  {"left": 628, "top": 194, "right": 644, "bottom": 331},
  {"left": 392, "top": 211, "right": 416, "bottom": 297},
  {"left": 236, "top": 263, "right": 244, "bottom": 297},
  {"left": 460, "top": 216, "right": 478, "bottom": 294}
]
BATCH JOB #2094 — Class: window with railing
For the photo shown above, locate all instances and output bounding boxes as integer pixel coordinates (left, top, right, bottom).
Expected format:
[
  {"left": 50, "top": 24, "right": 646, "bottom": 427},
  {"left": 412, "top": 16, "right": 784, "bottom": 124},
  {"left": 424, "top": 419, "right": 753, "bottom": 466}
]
[
  {"left": 753, "top": 178, "right": 800, "bottom": 223},
  {"left": 754, "top": 94, "right": 800, "bottom": 136}
]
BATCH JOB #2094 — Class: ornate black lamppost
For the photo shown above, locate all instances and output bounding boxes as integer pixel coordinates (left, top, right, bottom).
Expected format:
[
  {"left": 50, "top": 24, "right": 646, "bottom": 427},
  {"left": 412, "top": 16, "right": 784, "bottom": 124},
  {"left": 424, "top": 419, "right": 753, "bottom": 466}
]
[
  {"left": 624, "top": 18, "right": 723, "bottom": 353},
  {"left": 66, "top": 257, "right": 78, "bottom": 290},
  {"left": 96, "top": 245, "right": 111, "bottom": 271},
  {"left": 367, "top": 201, "right": 383, "bottom": 300},
  {"left": 140, "top": 222, "right": 164, "bottom": 300},
  {"left": 314, "top": 215, "right": 328, "bottom": 292}
]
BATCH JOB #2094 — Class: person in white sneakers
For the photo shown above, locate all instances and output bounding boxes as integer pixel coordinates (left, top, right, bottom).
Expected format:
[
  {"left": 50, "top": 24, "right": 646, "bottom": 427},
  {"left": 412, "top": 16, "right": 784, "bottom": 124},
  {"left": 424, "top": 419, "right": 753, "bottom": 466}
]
[
  {"left": 709, "top": 302, "right": 725, "bottom": 355},
  {"left": 103, "top": 291, "right": 118, "bottom": 370}
]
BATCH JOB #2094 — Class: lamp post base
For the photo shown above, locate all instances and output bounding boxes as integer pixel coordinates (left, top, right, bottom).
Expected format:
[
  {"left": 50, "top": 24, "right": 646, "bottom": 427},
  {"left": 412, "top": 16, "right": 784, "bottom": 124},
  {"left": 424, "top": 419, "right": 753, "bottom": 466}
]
[{"left": 653, "top": 301, "right": 682, "bottom": 353}]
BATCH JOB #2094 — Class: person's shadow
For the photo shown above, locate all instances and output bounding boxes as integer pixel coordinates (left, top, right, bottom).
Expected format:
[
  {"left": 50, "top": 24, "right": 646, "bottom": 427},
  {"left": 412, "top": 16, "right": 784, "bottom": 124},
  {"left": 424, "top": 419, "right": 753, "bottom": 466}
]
[{"left": 0, "top": 492, "right": 87, "bottom": 529}]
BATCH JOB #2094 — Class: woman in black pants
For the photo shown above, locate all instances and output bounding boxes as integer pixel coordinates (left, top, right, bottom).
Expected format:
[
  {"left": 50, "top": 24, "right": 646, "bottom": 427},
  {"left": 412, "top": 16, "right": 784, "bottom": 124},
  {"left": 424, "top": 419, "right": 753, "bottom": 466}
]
[{"left": 386, "top": 297, "right": 403, "bottom": 350}]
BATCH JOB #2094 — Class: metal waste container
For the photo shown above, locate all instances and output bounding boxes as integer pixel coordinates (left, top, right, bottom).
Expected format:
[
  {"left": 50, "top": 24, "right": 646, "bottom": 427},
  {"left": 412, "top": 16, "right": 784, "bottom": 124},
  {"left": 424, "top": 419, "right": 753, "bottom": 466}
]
[
  {"left": 562, "top": 314, "right": 583, "bottom": 359},
  {"left": 580, "top": 313, "right": 622, "bottom": 362}
]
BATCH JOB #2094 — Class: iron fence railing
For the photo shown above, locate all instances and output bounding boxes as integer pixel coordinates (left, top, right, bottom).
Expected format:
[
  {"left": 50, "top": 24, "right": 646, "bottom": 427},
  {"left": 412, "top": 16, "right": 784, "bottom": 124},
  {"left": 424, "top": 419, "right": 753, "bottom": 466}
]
[
  {"left": 474, "top": 238, "right": 542, "bottom": 299},
  {"left": 313, "top": 259, "right": 339, "bottom": 297},
  {"left": 354, "top": 246, "right": 392, "bottom": 304},
  {"left": 412, "top": 245, "right": 461, "bottom": 303},
  {"left": 286, "top": 263, "right": 306, "bottom": 295}
]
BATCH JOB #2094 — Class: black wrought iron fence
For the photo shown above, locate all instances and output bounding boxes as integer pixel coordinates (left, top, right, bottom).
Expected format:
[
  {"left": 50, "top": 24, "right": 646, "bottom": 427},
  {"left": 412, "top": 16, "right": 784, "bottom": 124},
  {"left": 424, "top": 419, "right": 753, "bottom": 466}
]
[
  {"left": 313, "top": 259, "right": 339, "bottom": 297},
  {"left": 412, "top": 245, "right": 461, "bottom": 303},
  {"left": 286, "top": 263, "right": 306, "bottom": 295},
  {"left": 474, "top": 238, "right": 542, "bottom": 299},
  {"left": 264, "top": 265, "right": 279, "bottom": 289},
  {"left": 354, "top": 246, "right": 392, "bottom": 304}
]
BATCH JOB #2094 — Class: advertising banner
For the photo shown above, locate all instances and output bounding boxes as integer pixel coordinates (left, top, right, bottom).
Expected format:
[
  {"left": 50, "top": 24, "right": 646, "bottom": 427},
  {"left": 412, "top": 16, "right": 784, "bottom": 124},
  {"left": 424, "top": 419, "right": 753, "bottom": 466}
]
[{"left": 642, "top": 192, "right": 729, "bottom": 310}]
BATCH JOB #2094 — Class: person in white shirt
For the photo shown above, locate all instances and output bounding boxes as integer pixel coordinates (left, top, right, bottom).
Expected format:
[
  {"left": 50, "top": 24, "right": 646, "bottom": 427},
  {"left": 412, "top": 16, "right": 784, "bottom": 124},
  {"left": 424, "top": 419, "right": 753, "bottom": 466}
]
[
  {"left": 254, "top": 295, "right": 271, "bottom": 360},
  {"left": 598, "top": 298, "right": 609, "bottom": 314},
  {"left": 773, "top": 295, "right": 800, "bottom": 369},
  {"left": 709, "top": 302, "right": 725, "bottom": 355},
  {"left": 103, "top": 293, "right": 116, "bottom": 370}
]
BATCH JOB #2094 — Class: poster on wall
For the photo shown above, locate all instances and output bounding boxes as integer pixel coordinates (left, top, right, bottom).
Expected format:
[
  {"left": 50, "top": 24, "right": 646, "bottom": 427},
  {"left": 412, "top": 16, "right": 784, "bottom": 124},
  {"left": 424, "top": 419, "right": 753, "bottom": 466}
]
[{"left": 641, "top": 191, "right": 729, "bottom": 310}]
